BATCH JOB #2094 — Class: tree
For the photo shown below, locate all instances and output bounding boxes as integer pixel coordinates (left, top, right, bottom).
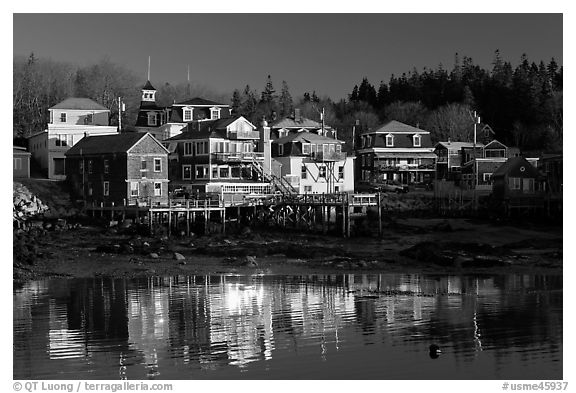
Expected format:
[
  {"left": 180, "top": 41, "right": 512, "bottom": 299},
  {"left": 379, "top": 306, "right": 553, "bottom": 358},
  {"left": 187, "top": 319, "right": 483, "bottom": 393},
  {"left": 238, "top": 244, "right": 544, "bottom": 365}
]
[
  {"left": 383, "top": 101, "right": 429, "bottom": 127},
  {"left": 240, "top": 85, "right": 258, "bottom": 122},
  {"left": 231, "top": 89, "right": 242, "bottom": 115},
  {"left": 425, "top": 103, "right": 474, "bottom": 142},
  {"left": 278, "top": 81, "right": 293, "bottom": 117}
]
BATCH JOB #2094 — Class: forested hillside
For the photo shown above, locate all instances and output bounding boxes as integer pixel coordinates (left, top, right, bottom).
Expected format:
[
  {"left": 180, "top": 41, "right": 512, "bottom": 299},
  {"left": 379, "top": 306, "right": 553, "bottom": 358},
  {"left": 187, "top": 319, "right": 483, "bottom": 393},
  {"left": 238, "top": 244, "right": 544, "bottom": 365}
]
[{"left": 14, "top": 50, "right": 562, "bottom": 153}]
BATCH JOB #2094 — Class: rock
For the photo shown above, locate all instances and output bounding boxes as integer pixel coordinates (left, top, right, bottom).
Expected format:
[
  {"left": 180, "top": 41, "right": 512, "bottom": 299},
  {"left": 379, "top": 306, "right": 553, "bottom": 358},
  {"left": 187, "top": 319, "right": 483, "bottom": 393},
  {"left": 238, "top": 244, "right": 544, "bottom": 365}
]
[
  {"left": 109, "top": 220, "right": 118, "bottom": 228},
  {"left": 242, "top": 255, "right": 258, "bottom": 267},
  {"left": 173, "top": 252, "right": 185, "bottom": 261},
  {"left": 149, "top": 252, "right": 159, "bottom": 259}
]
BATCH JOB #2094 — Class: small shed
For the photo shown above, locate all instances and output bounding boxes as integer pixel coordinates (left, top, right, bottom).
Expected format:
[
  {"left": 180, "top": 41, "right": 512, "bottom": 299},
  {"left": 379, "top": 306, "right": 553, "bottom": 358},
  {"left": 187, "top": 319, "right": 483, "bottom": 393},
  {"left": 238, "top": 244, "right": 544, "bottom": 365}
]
[
  {"left": 492, "top": 157, "right": 541, "bottom": 199},
  {"left": 13, "top": 146, "right": 31, "bottom": 178}
]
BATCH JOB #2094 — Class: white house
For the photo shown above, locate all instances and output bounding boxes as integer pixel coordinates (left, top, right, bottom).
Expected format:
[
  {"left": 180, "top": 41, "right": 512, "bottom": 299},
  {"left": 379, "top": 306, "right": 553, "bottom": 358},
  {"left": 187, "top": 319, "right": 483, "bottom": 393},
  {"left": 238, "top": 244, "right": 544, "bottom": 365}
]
[
  {"left": 28, "top": 97, "right": 118, "bottom": 179},
  {"left": 272, "top": 131, "right": 355, "bottom": 194}
]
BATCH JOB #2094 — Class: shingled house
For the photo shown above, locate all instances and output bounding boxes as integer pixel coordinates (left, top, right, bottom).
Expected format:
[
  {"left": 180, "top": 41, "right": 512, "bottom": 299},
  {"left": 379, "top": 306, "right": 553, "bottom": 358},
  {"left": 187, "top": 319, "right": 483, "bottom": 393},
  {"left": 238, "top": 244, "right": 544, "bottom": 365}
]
[
  {"left": 356, "top": 120, "right": 436, "bottom": 186},
  {"left": 65, "top": 132, "right": 169, "bottom": 206}
]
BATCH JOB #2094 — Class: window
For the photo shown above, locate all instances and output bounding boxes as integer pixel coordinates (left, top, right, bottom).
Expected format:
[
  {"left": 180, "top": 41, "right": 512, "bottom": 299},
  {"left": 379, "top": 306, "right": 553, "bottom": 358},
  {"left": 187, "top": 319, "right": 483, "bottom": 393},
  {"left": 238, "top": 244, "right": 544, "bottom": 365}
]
[
  {"left": 56, "top": 134, "right": 69, "bottom": 147},
  {"left": 85, "top": 113, "right": 93, "bottom": 124},
  {"left": 88, "top": 160, "right": 93, "bottom": 174},
  {"left": 386, "top": 134, "right": 394, "bottom": 147},
  {"left": 311, "top": 144, "right": 317, "bottom": 155},
  {"left": 79, "top": 161, "right": 84, "bottom": 173},
  {"left": 367, "top": 136, "right": 372, "bottom": 147},
  {"left": 338, "top": 166, "right": 345, "bottom": 179},
  {"left": 302, "top": 143, "right": 311, "bottom": 155},
  {"left": 509, "top": 177, "right": 521, "bottom": 190},
  {"left": 88, "top": 182, "right": 93, "bottom": 196},
  {"left": 147, "top": 113, "right": 157, "bottom": 126},
  {"left": 483, "top": 173, "right": 493, "bottom": 182},
  {"left": 183, "top": 109, "right": 192, "bottom": 121},
  {"left": 301, "top": 165, "right": 307, "bottom": 179},
  {"left": 219, "top": 167, "right": 229, "bottom": 178},
  {"left": 304, "top": 185, "right": 312, "bottom": 193},
  {"left": 60, "top": 113, "right": 67, "bottom": 122},
  {"left": 196, "top": 165, "right": 208, "bottom": 179},
  {"left": 14, "top": 158, "right": 22, "bottom": 170},
  {"left": 154, "top": 158, "right": 162, "bottom": 172},
  {"left": 103, "top": 181, "right": 109, "bottom": 196},
  {"left": 211, "top": 108, "right": 220, "bottom": 120},
  {"left": 104, "top": 159, "right": 110, "bottom": 174},
  {"left": 413, "top": 134, "right": 421, "bottom": 147},
  {"left": 184, "top": 142, "right": 193, "bottom": 156},
  {"left": 231, "top": 167, "right": 241, "bottom": 178},
  {"left": 278, "top": 144, "right": 284, "bottom": 156},
  {"left": 319, "top": 166, "right": 326, "bottom": 178},
  {"left": 182, "top": 165, "right": 192, "bottom": 180},
  {"left": 154, "top": 182, "right": 162, "bottom": 196},
  {"left": 130, "top": 182, "right": 139, "bottom": 197},
  {"left": 195, "top": 141, "right": 208, "bottom": 155},
  {"left": 336, "top": 144, "right": 342, "bottom": 153},
  {"left": 523, "top": 178, "right": 535, "bottom": 193}
]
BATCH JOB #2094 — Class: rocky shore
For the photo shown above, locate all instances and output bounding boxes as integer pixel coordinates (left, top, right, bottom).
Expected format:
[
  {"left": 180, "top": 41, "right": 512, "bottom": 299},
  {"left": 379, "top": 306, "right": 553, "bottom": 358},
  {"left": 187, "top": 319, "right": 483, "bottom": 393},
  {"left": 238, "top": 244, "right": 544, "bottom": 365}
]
[{"left": 13, "top": 180, "right": 562, "bottom": 283}]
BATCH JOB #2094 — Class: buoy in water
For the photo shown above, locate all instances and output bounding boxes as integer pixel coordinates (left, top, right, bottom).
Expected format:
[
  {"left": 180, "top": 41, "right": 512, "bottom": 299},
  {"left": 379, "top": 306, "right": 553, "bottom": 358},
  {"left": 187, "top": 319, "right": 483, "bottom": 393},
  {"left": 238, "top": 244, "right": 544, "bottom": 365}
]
[{"left": 429, "top": 344, "right": 442, "bottom": 359}]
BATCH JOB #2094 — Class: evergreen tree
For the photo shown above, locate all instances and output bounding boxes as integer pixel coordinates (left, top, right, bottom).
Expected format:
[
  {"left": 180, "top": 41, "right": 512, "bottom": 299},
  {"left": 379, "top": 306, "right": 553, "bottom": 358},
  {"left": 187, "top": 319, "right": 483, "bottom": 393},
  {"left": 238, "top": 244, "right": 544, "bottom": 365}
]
[
  {"left": 231, "top": 89, "right": 242, "bottom": 115},
  {"left": 278, "top": 81, "right": 293, "bottom": 117}
]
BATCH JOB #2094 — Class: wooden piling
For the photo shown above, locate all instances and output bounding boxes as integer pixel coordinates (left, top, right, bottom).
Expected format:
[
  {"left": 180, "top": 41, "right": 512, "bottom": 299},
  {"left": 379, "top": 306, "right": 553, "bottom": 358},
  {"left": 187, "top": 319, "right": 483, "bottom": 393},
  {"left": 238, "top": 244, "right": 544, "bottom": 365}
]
[{"left": 377, "top": 192, "right": 382, "bottom": 237}]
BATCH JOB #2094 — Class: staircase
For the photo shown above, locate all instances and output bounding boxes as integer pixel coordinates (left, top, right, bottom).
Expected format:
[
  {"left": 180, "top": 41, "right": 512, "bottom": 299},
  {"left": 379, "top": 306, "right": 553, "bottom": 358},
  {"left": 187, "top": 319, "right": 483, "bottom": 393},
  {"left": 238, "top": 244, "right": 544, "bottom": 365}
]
[{"left": 250, "top": 159, "right": 298, "bottom": 196}]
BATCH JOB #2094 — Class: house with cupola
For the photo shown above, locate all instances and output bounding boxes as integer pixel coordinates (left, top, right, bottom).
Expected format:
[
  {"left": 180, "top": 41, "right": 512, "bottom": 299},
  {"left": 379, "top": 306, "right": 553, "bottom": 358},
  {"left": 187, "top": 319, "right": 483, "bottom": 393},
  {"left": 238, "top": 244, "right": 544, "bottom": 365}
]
[
  {"left": 356, "top": 120, "right": 436, "bottom": 186},
  {"left": 134, "top": 80, "right": 232, "bottom": 142},
  {"left": 269, "top": 108, "right": 336, "bottom": 140},
  {"left": 164, "top": 116, "right": 275, "bottom": 203},
  {"left": 28, "top": 97, "right": 118, "bottom": 179}
]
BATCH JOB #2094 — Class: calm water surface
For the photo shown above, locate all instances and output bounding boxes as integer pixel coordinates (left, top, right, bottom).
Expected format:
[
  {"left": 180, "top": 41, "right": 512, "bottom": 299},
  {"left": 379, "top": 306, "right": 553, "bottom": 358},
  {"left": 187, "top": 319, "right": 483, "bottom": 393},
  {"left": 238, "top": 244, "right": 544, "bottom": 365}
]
[{"left": 13, "top": 274, "right": 562, "bottom": 380}]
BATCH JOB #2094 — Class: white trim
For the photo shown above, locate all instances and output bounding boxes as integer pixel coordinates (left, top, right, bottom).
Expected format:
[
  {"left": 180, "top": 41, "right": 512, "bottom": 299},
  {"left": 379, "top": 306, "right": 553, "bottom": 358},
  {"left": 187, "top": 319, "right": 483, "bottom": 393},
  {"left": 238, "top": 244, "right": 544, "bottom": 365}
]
[
  {"left": 126, "top": 133, "right": 170, "bottom": 154},
  {"left": 386, "top": 134, "right": 394, "bottom": 147},
  {"left": 103, "top": 181, "right": 110, "bottom": 196},
  {"left": 154, "top": 157, "right": 162, "bottom": 172},
  {"left": 182, "top": 164, "right": 192, "bottom": 180}
]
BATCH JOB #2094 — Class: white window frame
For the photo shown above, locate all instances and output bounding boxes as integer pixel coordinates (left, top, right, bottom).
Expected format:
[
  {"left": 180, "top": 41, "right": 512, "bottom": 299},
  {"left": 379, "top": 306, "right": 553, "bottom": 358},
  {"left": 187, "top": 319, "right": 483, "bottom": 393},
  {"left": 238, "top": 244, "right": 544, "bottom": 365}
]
[
  {"left": 278, "top": 144, "right": 284, "bottom": 156},
  {"left": 338, "top": 166, "right": 345, "bottom": 179},
  {"left": 183, "top": 108, "right": 192, "bottom": 122},
  {"left": 154, "top": 182, "right": 162, "bottom": 196},
  {"left": 483, "top": 173, "right": 493, "bottom": 182},
  {"left": 319, "top": 165, "right": 326, "bottom": 178},
  {"left": 14, "top": 157, "right": 22, "bottom": 170},
  {"left": 336, "top": 144, "right": 342, "bottom": 153},
  {"left": 196, "top": 165, "right": 208, "bottom": 179},
  {"left": 304, "top": 185, "right": 313, "bottom": 193},
  {"left": 154, "top": 158, "right": 162, "bottom": 172},
  {"left": 413, "top": 134, "right": 421, "bottom": 147},
  {"left": 210, "top": 107, "right": 221, "bottom": 120},
  {"left": 130, "top": 181, "right": 139, "bottom": 197},
  {"left": 184, "top": 142, "right": 193, "bottom": 156},
  {"left": 147, "top": 113, "right": 157, "bottom": 126},
  {"left": 103, "top": 181, "right": 110, "bottom": 196},
  {"left": 301, "top": 165, "right": 307, "bottom": 179},
  {"left": 182, "top": 164, "right": 192, "bottom": 180},
  {"left": 60, "top": 112, "right": 67, "bottom": 123},
  {"left": 302, "top": 143, "right": 311, "bottom": 155},
  {"left": 195, "top": 141, "right": 208, "bottom": 156},
  {"left": 386, "top": 134, "right": 394, "bottom": 147},
  {"left": 219, "top": 166, "right": 230, "bottom": 178}
]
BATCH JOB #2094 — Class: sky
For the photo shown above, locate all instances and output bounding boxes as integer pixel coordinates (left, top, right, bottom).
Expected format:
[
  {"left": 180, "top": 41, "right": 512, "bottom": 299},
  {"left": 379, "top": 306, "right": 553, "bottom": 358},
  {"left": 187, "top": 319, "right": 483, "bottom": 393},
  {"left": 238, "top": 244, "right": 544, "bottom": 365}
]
[{"left": 12, "top": 13, "right": 563, "bottom": 101}]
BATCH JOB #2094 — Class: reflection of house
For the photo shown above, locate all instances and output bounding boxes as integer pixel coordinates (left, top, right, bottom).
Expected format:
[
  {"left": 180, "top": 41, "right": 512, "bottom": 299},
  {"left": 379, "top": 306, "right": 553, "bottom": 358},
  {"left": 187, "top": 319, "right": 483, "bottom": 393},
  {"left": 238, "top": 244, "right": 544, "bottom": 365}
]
[
  {"left": 356, "top": 120, "right": 436, "bottom": 185},
  {"left": 28, "top": 98, "right": 118, "bottom": 179},
  {"left": 65, "top": 132, "right": 169, "bottom": 206},
  {"left": 134, "top": 80, "right": 232, "bottom": 142},
  {"left": 540, "top": 154, "right": 562, "bottom": 196},
  {"left": 164, "top": 116, "right": 272, "bottom": 201},
  {"left": 13, "top": 146, "right": 31, "bottom": 178},
  {"left": 492, "top": 156, "right": 543, "bottom": 199},
  {"left": 272, "top": 131, "right": 355, "bottom": 194}
]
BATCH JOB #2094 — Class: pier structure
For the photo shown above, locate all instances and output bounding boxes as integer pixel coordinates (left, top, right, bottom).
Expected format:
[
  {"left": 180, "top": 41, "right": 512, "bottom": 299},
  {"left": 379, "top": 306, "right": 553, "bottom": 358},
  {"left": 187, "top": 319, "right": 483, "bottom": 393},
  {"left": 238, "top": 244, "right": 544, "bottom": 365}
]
[{"left": 84, "top": 192, "right": 382, "bottom": 237}]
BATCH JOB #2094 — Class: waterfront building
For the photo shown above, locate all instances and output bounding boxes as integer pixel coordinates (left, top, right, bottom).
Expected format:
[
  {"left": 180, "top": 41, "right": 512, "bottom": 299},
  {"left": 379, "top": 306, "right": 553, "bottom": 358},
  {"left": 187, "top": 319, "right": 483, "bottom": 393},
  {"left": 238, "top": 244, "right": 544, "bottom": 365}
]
[
  {"left": 356, "top": 120, "right": 436, "bottom": 186},
  {"left": 28, "top": 97, "right": 118, "bottom": 179},
  {"left": 65, "top": 132, "right": 169, "bottom": 206}
]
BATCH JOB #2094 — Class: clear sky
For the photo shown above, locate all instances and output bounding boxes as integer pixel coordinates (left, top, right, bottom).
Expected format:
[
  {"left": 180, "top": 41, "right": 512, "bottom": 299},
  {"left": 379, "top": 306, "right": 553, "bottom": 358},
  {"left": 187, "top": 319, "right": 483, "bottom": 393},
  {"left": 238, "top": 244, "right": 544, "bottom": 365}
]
[{"left": 13, "top": 13, "right": 563, "bottom": 101}]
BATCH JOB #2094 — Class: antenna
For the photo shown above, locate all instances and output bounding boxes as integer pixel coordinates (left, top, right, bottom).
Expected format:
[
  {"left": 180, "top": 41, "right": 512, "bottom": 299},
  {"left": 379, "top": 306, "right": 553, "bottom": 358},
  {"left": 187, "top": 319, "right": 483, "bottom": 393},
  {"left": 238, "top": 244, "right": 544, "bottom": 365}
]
[
  {"left": 187, "top": 65, "right": 191, "bottom": 97},
  {"left": 147, "top": 56, "right": 151, "bottom": 81}
]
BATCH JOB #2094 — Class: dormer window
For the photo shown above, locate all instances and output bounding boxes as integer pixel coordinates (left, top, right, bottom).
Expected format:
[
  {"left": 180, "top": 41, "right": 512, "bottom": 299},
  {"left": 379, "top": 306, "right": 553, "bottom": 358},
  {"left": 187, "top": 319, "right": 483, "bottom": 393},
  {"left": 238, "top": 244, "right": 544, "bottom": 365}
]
[
  {"left": 210, "top": 107, "right": 221, "bottom": 120},
  {"left": 413, "top": 134, "right": 421, "bottom": 147},
  {"left": 386, "top": 134, "right": 394, "bottom": 147},
  {"left": 183, "top": 108, "right": 192, "bottom": 122},
  {"left": 147, "top": 113, "right": 157, "bottom": 126}
]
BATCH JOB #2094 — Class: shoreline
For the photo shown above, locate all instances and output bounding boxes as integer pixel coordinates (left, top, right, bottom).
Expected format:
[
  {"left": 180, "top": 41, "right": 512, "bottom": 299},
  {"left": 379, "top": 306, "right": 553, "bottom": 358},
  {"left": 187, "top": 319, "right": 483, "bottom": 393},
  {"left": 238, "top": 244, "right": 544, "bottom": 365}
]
[{"left": 13, "top": 217, "right": 562, "bottom": 283}]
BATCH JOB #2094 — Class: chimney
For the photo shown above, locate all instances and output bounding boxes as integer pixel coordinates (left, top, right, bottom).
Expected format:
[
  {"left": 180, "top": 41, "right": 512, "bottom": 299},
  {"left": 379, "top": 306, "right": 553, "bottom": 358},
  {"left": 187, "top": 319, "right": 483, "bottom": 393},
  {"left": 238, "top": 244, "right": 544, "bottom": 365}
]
[
  {"left": 447, "top": 138, "right": 451, "bottom": 145},
  {"left": 294, "top": 108, "right": 301, "bottom": 123},
  {"left": 258, "top": 119, "right": 271, "bottom": 177}
]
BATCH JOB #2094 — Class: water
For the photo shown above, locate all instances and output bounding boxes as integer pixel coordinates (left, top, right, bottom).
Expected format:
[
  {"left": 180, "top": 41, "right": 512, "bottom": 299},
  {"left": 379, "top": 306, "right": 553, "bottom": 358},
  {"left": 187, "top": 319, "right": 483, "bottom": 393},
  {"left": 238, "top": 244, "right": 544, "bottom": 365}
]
[{"left": 13, "top": 274, "right": 562, "bottom": 380}]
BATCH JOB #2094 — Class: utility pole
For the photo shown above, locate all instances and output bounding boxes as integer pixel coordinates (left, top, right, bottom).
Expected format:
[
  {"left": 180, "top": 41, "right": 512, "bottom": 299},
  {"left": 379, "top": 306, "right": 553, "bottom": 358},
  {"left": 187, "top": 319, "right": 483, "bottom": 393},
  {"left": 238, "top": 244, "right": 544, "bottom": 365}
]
[
  {"left": 472, "top": 111, "right": 481, "bottom": 209},
  {"left": 117, "top": 97, "right": 125, "bottom": 131}
]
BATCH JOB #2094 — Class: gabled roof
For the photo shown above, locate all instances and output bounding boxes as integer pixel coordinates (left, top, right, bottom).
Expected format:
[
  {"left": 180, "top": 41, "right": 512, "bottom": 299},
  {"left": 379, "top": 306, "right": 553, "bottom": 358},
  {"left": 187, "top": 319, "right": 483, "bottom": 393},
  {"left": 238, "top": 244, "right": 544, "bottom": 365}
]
[
  {"left": 273, "top": 131, "right": 343, "bottom": 145},
  {"left": 365, "top": 120, "right": 429, "bottom": 135},
  {"left": 65, "top": 132, "right": 150, "bottom": 156},
  {"left": 484, "top": 139, "right": 508, "bottom": 150},
  {"left": 174, "top": 97, "right": 229, "bottom": 107},
  {"left": 270, "top": 116, "right": 322, "bottom": 129},
  {"left": 493, "top": 157, "right": 539, "bottom": 178},
  {"left": 49, "top": 97, "right": 108, "bottom": 111},
  {"left": 366, "top": 133, "right": 434, "bottom": 149},
  {"left": 13, "top": 146, "right": 31, "bottom": 155},
  {"left": 436, "top": 141, "right": 484, "bottom": 150},
  {"left": 142, "top": 80, "right": 156, "bottom": 90},
  {"left": 166, "top": 116, "right": 255, "bottom": 141}
]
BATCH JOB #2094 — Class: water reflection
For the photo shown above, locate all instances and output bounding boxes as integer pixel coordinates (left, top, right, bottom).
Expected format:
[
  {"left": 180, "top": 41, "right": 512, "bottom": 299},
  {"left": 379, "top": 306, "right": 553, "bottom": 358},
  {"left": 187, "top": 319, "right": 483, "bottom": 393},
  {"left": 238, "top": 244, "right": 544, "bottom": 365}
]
[{"left": 13, "top": 274, "right": 562, "bottom": 380}]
